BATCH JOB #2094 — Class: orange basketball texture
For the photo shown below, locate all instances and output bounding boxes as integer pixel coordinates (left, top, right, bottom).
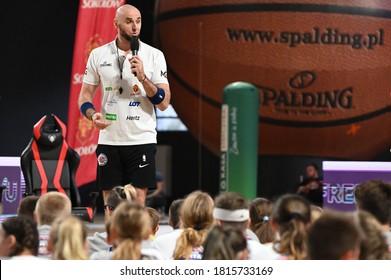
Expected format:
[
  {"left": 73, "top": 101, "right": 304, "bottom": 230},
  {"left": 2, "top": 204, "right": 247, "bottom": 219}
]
[{"left": 154, "top": 0, "right": 391, "bottom": 159}]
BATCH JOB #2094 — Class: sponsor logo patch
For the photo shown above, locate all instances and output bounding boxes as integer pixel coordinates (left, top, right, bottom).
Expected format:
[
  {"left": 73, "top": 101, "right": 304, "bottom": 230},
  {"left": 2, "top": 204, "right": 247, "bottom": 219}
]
[
  {"left": 106, "top": 113, "right": 117, "bottom": 121},
  {"left": 48, "top": 134, "right": 56, "bottom": 143}
]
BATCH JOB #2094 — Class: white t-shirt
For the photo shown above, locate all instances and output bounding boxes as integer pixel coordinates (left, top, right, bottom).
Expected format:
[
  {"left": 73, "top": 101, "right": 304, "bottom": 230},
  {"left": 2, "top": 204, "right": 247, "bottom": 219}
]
[
  {"left": 90, "top": 248, "right": 164, "bottom": 260},
  {"left": 84, "top": 39, "right": 169, "bottom": 145},
  {"left": 9, "top": 255, "right": 44, "bottom": 260},
  {"left": 245, "top": 228, "right": 260, "bottom": 242},
  {"left": 151, "top": 229, "right": 182, "bottom": 260},
  {"left": 384, "top": 231, "right": 391, "bottom": 251},
  {"left": 37, "top": 224, "right": 51, "bottom": 259},
  {"left": 87, "top": 231, "right": 109, "bottom": 256},
  {"left": 248, "top": 241, "right": 281, "bottom": 260},
  {"left": 151, "top": 229, "right": 205, "bottom": 260}
]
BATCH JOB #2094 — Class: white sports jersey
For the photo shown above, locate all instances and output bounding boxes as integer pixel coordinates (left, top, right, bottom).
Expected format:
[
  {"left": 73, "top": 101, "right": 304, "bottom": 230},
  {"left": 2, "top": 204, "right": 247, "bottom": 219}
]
[{"left": 84, "top": 39, "right": 169, "bottom": 145}]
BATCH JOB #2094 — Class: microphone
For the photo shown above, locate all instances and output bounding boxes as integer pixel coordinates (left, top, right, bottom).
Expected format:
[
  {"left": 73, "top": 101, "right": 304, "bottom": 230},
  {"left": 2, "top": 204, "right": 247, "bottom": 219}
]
[
  {"left": 130, "top": 36, "right": 139, "bottom": 77},
  {"left": 131, "top": 36, "right": 139, "bottom": 55}
]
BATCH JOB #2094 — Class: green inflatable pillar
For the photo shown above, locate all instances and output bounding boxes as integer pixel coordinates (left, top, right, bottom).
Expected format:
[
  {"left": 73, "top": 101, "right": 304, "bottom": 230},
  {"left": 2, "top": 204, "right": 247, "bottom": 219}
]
[{"left": 220, "top": 82, "right": 259, "bottom": 200}]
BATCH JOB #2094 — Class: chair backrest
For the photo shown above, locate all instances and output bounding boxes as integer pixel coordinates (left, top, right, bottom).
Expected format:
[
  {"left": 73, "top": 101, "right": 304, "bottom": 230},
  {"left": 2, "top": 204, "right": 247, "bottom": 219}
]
[{"left": 20, "top": 114, "right": 81, "bottom": 207}]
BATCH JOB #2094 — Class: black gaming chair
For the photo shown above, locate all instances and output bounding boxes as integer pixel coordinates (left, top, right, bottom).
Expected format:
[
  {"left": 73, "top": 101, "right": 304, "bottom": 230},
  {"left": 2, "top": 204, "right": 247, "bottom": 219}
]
[{"left": 20, "top": 114, "right": 98, "bottom": 222}]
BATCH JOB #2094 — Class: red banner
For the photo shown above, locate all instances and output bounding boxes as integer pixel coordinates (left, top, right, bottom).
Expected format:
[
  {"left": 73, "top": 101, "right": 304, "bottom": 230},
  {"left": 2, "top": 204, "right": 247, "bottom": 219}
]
[{"left": 67, "top": 0, "right": 125, "bottom": 187}]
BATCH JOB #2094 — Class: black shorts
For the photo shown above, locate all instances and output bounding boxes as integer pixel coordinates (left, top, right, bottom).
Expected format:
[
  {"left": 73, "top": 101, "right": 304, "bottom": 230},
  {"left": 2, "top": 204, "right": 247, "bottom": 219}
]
[{"left": 95, "top": 144, "right": 157, "bottom": 191}]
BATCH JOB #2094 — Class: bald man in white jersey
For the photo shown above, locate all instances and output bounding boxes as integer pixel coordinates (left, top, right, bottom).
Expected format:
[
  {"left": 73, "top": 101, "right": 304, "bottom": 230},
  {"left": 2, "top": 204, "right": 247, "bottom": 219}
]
[{"left": 78, "top": 4, "right": 171, "bottom": 206}]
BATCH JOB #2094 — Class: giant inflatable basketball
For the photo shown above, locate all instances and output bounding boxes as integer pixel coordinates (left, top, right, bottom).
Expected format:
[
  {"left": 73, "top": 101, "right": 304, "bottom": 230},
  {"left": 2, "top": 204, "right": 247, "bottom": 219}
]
[{"left": 154, "top": 0, "right": 391, "bottom": 159}]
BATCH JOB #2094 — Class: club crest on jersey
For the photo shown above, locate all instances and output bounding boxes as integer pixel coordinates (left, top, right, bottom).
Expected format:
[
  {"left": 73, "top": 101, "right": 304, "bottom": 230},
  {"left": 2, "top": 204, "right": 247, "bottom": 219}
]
[
  {"left": 133, "top": 84, "right": 139, "bottom": 93},
  {"left": 97, "top": 153, "right": 108, "bottom": 166}
]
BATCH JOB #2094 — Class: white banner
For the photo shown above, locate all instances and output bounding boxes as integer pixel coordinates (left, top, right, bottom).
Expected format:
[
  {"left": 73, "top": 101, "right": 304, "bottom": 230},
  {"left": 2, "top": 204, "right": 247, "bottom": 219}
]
[{"left": 1, "top": 260, "right": 389, "bottom": 279}]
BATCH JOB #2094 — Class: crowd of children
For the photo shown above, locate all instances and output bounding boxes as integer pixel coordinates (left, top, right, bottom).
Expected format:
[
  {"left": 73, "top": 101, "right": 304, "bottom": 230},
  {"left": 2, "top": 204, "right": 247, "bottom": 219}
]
[{"left": 0, "top": 179, "right": 390, "bottom": 260}]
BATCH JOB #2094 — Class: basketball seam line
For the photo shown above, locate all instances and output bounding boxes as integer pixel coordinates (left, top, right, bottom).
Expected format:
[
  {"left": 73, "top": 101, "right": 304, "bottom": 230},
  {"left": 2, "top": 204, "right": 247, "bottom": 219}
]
[{"left": 157, "top": 4, "right": 391, "bottom": 21}]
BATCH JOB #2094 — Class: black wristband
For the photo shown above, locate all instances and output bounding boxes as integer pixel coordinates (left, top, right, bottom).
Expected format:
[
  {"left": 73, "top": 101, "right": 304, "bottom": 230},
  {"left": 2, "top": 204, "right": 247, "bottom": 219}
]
[
  {"left": 81, "top": 102, "right": 95, "bottom": 118},
  {"left": 148, "top": 88, "right": 165, "bottom": 105}
]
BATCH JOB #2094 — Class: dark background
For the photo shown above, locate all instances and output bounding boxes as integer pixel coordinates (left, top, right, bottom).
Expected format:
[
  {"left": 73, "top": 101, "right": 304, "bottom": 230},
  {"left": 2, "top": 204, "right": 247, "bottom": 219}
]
[{"left": 1, "top": 1, "right": 390, "bottom": 211}]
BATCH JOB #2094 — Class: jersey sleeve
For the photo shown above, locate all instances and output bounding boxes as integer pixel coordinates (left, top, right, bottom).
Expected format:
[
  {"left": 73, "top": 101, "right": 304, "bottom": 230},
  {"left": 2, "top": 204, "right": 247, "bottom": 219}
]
[
  {"left": 83, "top": 50, "right": 100, "bottom": 86},
  {"left": 150, "top": 50, "right": 169, "bottom": 85}
]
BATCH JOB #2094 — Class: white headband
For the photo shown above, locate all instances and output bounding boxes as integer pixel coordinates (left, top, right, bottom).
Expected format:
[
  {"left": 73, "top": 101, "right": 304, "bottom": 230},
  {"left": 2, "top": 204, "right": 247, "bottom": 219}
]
[{"left": 213, "top": 208, "right": 250, "bottom": 222}]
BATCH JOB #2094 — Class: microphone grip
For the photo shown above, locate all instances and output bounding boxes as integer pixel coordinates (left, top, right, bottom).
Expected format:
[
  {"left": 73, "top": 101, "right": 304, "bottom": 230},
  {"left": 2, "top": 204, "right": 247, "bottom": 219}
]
[{"left": 132, "top": 50, "right": 138, "bottom": 76}]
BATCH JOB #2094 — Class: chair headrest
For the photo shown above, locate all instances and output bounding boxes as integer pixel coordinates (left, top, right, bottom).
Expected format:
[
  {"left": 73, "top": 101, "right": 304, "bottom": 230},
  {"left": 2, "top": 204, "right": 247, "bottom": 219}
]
[{"left": 33, "top": 114, "right": 67, "bottom": 147}]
